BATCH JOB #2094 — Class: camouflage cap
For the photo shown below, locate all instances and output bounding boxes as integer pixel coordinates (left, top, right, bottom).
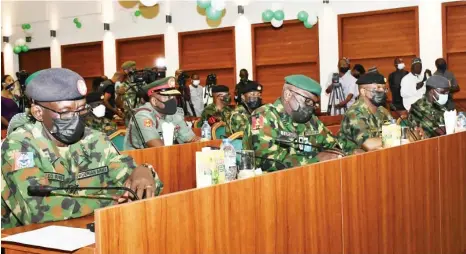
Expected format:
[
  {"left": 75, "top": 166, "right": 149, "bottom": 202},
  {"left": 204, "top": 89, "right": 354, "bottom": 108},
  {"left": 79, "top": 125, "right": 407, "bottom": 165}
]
[
  {"left": 143, "top": 76, "right": 181, "bottom": 96},
  {"left": 356, "top": 71, "right": 386, "bottom": 85},
  {"left": 426, "top": 75, "right": 450, "bottom": 89},
  {"left": 285, "top": 74, "right": 321, "bottom": 95},
  {"left": 121, "top": 61, "right": 136, "bottom": 70},
  {"left": 240, "top": 81, "right": 263, "bottom": 94},
  {"left": 25, "top": 68, "right": 87, "bottom": 102},
  {"left": 212, "top": 85, "right": 229, "bottom": 93}
]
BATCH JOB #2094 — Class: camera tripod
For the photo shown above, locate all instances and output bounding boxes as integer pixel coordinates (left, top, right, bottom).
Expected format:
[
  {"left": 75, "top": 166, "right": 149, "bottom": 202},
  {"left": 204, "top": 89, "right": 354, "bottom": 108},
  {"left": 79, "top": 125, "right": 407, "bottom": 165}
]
[{"left": 327, "top": 83, "right": 347, "bottom": 116}]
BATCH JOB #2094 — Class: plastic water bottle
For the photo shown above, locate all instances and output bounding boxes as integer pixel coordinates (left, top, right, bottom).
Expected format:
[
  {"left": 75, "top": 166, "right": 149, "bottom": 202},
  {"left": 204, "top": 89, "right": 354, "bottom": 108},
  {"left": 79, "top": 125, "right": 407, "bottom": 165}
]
[
  {"left": 457, "top": 112, "right": 466, "bottom": 131},
  {"left": 201, "top": 121, "right": 212, "bottom": 140},
  {"left": 220, "top": 139, "right": 237, "bottom": 182}
]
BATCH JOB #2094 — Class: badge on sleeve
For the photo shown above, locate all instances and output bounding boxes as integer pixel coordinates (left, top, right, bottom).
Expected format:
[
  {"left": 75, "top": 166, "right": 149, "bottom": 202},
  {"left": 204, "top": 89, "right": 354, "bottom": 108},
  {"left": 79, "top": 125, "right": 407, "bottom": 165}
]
[
  {"left": 14, "top": 152, "right": 35, "bottom": 170},
  {"left": 144, "top": 119, "right": 154, "bottom": 128},
  {"left": 251, "top": 115, "right": 264, "bottom": 130}
]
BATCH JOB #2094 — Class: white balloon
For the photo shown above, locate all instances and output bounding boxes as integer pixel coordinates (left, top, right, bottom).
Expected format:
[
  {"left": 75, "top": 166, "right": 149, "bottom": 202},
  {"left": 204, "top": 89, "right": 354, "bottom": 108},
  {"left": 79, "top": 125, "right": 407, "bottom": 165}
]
[
  {"left": 15, "top": 38, "right": 26, "bottom": 47},
  {"left": 211, "top": 0, "right": 226, "bottom": 11},
  {"left": 307, "top": 14, "right": 318, "bottom": 25},
  {"left": 271, "top": 18, "right": 283, "bottom": 28},
  {"left": 140, "top": 0, "right": 158, "bottom": 7}
]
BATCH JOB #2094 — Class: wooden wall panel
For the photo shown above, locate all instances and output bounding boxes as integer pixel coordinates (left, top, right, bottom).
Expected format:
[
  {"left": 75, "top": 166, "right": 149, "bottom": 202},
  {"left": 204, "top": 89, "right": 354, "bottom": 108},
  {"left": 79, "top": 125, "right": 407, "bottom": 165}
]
[
  {"left": 341, "top": 138, "right": 441, "bottom": 254},
  {"left": 253, "top": 20, "right": 320, "bottom": 103},
  {"left": 443, "top": 1, "right": 466, "bottom": 99},
  {"left": 339, "top": 7, "right": 419, "bottom": 86},
  {"left": 18, "top": 47, "right": 51, "bottom": 74},
  {"left": 439, "top": 132, "right": 466, "bottom": 254},
  {"left": 116, "top": 35, "right": 164, "bottom": 71},
  {"left": 1, "top": 52, "right": 4, "bottom": 77}
]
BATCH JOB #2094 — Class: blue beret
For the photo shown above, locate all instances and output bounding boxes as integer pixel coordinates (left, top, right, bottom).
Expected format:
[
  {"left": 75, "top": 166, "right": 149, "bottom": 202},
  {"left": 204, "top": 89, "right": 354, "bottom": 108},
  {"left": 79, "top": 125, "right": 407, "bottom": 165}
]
[{"left": 26, "top": 68, "right": 87, "bottom": 102}]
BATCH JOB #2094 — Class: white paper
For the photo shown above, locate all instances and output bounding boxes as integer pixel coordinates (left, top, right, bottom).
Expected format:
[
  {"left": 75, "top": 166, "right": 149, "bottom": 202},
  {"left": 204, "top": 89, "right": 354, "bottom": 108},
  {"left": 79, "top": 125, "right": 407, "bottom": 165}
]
[
  {"left": 2, "top": 225, "right": 95, "bottom": 251},
  {"left": 444, "top": 109, "right": 457, "bottom": 135},
  {"left": 162, "top": 122, "right": 175, "bottom": 146}
]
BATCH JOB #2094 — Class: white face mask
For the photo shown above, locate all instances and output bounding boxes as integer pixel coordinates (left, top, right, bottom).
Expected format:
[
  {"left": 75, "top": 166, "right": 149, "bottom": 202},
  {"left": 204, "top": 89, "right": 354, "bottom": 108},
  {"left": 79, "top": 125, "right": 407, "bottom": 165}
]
[
  {"left": 92, "top": 104, "right": 106, "bottom": 118},
  {"left": 192, "top": 80, "right": 200, "bottom": 86},
  {"left": 397, "top": 63, "right": 405, "bottom": 70},
  {"left": 434, "top": 90, "right": 448, "bottom": 106}
]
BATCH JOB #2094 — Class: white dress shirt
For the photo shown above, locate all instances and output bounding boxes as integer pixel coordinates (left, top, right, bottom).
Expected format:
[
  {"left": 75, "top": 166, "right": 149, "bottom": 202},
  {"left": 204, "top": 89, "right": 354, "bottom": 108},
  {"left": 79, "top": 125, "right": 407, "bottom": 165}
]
[
  {"left": 400, "top": 72, "right": 425, "bottom": 111},
  {"left": 325, "top": 71, "right": 359, "bottom": 116}
]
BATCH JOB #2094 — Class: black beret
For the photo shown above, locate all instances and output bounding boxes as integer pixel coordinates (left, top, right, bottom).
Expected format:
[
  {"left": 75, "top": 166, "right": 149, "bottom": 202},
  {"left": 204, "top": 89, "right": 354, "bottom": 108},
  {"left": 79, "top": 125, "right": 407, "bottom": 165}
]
[
  {"left": 26, "top": 68, "right": 87, "bottom": 102},
  {"left": 356, "top": 72, "right": 386, "bottom": 85},
  {"left": 240, "top": 81, "right": 263, "bottom": 94},
  {"left": 427, "top": 75, "right": 450, "bottom": 89},
  {"left": 86, "top": 92, "right": 104, "bottom": 104},
  {"left": 212, "top": 85, "right": 229, "bottom": 93}
]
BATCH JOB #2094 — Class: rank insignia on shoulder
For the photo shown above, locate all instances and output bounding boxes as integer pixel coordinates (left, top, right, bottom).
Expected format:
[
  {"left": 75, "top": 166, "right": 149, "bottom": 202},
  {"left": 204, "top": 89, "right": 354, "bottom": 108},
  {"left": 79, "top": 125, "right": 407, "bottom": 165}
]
[
  {"left": 14, "top": 152, "right": 35, "bottom": 170},
  {"left": 252, "top": 115, "right": 264, "bottom": 130},
  {"left": 144, "top": 119, "right": 153, "bottom": 128}
]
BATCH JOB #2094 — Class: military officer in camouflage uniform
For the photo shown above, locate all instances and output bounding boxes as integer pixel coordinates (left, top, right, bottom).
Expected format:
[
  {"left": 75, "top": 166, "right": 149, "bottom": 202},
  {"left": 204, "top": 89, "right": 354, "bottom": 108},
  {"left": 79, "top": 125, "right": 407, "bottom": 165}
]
[
  {"left": 408, "top": 75, "right": 450, "bottom": 138},
  {"left": 1, "top": 68, "right": 163, "bottom": 229},
  {"left": 200, "top": 85, "right": 234, "bottom": 135},
  {"left": 124, "top": 77, "right": 200, "bottom": 150},
  {"left": 338, "top": 71, "right": 393, "bottom": 153},
  {"left": 243, "top": 75, "right": 344, "bottom": 172},
  {"left": 228, "top": 81, "right": 263, "bottom": 134},
  {"left": 117, "top": 61, "right": 141, "bottom": 126}
]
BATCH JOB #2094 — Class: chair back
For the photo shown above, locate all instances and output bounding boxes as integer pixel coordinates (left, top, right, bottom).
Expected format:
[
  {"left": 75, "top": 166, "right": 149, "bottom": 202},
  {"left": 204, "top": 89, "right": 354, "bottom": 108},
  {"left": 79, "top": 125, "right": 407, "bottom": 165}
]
[
  {"left": 109, "top": 129, "right": 127, "bottom": 151},
  {"left": 212, "top": 122, "right": 227, "bottom": 140}
]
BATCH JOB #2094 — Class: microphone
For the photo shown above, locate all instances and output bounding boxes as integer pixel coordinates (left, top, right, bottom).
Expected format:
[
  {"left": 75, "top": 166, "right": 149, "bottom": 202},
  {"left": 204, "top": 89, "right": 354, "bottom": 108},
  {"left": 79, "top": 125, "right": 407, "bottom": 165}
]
[
  {"left": 275, "top": 135, "right": 346, "bottom": 156},
  {"left": 389, "top": 104, "right": 420, "bottom": 141},
  {"left": 27, "top": 185, "right": 140, "bottom": 201}
]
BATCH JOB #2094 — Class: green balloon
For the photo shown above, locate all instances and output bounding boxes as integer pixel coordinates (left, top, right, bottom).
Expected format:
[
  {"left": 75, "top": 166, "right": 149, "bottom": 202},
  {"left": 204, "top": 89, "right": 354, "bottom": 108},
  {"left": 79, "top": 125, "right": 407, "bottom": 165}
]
[
  {"left": 262, "top": 10, "right": 274, "bottom": 22},
  {"left": 206, "top": 6, "right": 222, "bottom": 21},
  {"left": 21, "top": 24, "right": 26, "bottom": 29},
  {"left": 76, "top": 22, "right": 82, "bottom": 28},
  {"left": 26, "top": 24, "right": 31, "bottom": 29},
  {"left": 13, "top": 46, "right": 22, "bottom": 54},
  {"left": 73, "top": 18, "right": 79, "bottom": 23},
  {"left": 298, "top": 11, "right": 309, "bottom": 22},
  {"left": 21, "top": 45, "right": 29, "bottom": 52},
  {"left": 135, "top": 10, "right": 141, "bottom": 16},
  {"left": 197, "top": 0, "right": 211, "bottom": 9},
  {"left": 274, "top": 10, "right": 285, "bottom": 21},
  {"left": 304, "top": 20, "right": 313, "bottom": 29}
]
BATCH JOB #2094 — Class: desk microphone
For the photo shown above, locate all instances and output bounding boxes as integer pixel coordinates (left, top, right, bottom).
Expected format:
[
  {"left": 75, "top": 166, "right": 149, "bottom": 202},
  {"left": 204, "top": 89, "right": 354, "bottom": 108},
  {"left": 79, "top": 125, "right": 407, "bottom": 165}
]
[
  {"left": 389, "top": 103, "right": 419, "bottom": 141},
  {"left": 275, "top": 135, "right": 346, "bottom": 156},
  {"left": 27, "top": 185, "right": 140, "bottom": 201}
]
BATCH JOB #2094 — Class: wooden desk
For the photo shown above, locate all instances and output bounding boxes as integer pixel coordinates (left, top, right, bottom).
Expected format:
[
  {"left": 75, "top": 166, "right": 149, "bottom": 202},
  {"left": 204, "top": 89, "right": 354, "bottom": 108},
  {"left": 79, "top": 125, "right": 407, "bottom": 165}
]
[{"left": 2, "top": 216, "right": 95, "bottom": 254}]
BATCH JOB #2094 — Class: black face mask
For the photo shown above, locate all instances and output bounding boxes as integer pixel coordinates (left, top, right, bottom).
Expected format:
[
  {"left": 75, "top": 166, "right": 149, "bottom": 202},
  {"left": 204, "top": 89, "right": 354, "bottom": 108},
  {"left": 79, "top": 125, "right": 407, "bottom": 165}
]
[
  {"left": 245, "top": 97, "right": 262, "bottom": 111},
  {"left": 290, "top": 103, "right": 315, "bottom": 123},
  {"left": 437, "top": 63, "right": 447, "bottom": 72},
  {"left": 49, "top": 115, "right": 86, "bottom": 145},
  {"left": 157, "top": 98, "right": 177, "bottom": 115},
  {"left": 369, "top": 91, "right": 387, "bottom": 107},
  {"left": 339, "top": 67, "right": 350, "bottom": 73}
]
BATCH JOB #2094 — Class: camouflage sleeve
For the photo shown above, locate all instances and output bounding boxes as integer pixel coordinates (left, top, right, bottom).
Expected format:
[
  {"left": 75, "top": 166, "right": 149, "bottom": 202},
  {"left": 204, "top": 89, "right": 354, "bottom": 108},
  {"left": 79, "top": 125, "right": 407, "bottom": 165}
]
[
  {"left": 223, "top": 107, "right": 233, "bottom": 136},
  {"left": 249, "top": 111, "right": 316, "bottom": 172},
  {"left": 200, "top": 105, "right": 210, "bottom": 123},
  {"left": 313, "top": 117, "right": 339, "bottom": 150},
  {"left": 229, "top": 112, "right": 248, "bottom": 134},
  {"left": 338, "top": 112, "right": 365, "bottom": 153},
  {"left": 172, "top": 112, "right": 196, "bottom": 143}
]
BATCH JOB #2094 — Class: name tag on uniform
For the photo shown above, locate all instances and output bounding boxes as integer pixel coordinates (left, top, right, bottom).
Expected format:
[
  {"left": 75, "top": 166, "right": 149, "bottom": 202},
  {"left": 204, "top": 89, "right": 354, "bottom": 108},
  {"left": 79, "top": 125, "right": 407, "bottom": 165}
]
[
  {"left": 305, "top": 130, "right": 319, "bottom": 136},
  {"left": 77, "top": 166, "right": 109, "bottom": 180},
  {"left": 44, "top": 172, "right": 65, "bottom": 182},
  {"left": 280, "top": 131, "right": 297, "bottom": 138}
]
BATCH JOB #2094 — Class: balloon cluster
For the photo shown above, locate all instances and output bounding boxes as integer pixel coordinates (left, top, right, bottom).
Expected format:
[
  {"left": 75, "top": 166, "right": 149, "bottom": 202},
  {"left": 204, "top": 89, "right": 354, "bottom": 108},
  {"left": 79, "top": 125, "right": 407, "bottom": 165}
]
[
  {"left": 21, "top": 24, "right": 32, "bottom": 30},
  {"left": 197, "top": 0, "right": 226, "bottom": 21},
  {"left": 297, "top": 11, "right": 318, "bottom": 29},
  {"left": 140, "top": 0, "right": 158, "bottom": 7},
  {"left": 262, "top": 4, "right": 285, "bottom": 28},
  {"left": 73, "top": 18, "right": 82, "bottom": 29},
  {"left": 13, "top": 39, "right": 29, "bottom": 54}
]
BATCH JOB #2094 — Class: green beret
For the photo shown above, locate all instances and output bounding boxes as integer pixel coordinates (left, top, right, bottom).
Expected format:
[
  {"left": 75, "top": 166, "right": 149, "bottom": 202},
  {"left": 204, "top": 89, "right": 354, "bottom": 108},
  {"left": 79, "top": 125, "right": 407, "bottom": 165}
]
[
  {"left": 143, "top": 76, "right": 180, "bottom": 96},
  {"left": 26, "top": 68, "right": 87, "bottom": 102},
  {"left": 25, "top": 70, "right": 42, "bottom": 86},
  {"left": 240, "top": 81, "right": 263, "bottom": 94},
  {"left": 356, "top": 72, "right": 386, "bottom": 85},
  {"left": 121, "top": 61, "right": 136, "bottom": 70},
  {"left": 427, "top": 75, "right": 450, "bottom": 89},
  {"left": 285, "top": 75, "right": 321, "bottom": 95}
]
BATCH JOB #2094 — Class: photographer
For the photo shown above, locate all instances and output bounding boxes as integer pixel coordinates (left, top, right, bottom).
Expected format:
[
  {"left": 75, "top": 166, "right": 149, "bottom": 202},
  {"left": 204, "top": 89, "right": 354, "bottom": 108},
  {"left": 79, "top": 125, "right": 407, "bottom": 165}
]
[
  {"left": 117, "top": 61, "right": 140, "bottom": 126},
  {"left": 175, "top": 69, "right": 192, "bottom": 115},
  {"left": 203, "top": 73, "right": 217, "bottom": 107},
  {"left": 325, "top": 58, "right": 358, "bottom": 116},
  {"left": 1, "top": 75, "right": 20, "bottom": 129},
  {"left": 99, "top": 72, "right": 124, "bottom": 120},
  {"left": 234, "top": 69, "right": 251, "bottom": 104}
]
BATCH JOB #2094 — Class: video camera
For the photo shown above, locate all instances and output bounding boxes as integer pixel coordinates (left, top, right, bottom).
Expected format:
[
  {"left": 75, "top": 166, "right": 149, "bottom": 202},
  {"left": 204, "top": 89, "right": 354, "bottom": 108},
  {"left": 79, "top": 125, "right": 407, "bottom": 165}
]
[
  {"left": 129, "top": 68, "right": 166, "bottom": 85},
  {"left": 331, "top": 73, "right": 341, "bottom": 88},
  {"left": 206, "top": 73, "right": 217, "bottom": 86},
  {"left": 16, "top": 70, "right": 29, "bottom": 86},
  {"left": 177, "top": 71, "right": 189, "bottom": 88}
]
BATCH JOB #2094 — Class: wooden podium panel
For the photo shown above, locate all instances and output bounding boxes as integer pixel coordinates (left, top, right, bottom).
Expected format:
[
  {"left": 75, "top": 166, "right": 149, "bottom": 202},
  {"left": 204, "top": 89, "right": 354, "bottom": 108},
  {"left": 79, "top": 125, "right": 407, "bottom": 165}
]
[
  {"left": 122, "top": 140, "right": 221, "bottom": 194},
  {"left": 439, "top": 131, "right": 466, "bottom": 253},
  {"left": 341, "top": 138, "right": 441, "bottom": 254},
  {"left": 95, "top": 160, "right": 343, "bottom": 254}
]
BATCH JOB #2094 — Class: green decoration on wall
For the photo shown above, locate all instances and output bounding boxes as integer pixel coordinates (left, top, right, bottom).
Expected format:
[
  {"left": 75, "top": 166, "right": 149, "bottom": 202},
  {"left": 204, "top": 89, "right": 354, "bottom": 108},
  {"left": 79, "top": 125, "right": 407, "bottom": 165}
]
[
  {"left": 297, "top": 11, "right": 309, "bottom": 22},
  {"left": 304, "top": 20, "right": 313, "bottom": 29},
  {"left": 73, "top": 18, "right": 79, "bottom": 23},
  {"left": 197, "top": 0, "right": 211, "bottom": 9},
  {"left": 135, "top": 10, "right": 141, "bottom": 16},
  {"left": 274, "top": 10, "right": 285, "bottom": 21},
  {"left": 13, "top": 46, "right": 22, "bottom": 54},
  {"left": 76, "top": 22, "right": 82, "bottom": 28},
  {"left": 21, "top": 45, "right": 29, "bottom": 52},
  {"left": 262, "top": 9, "right": 274, "bottom": 22}
]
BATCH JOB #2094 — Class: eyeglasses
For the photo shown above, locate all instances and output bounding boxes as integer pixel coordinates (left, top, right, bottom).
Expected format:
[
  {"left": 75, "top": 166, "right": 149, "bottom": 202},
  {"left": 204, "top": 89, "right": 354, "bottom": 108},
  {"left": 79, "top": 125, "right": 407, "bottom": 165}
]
[
  {"left": 365, "top": 87, "right": 388, "bottom": 93},
  {"left": 290, "top": 90, "right": 318, "bottom": 107},
  {"left": 37, "top": 103, "right": 91, "bottom": 120}
]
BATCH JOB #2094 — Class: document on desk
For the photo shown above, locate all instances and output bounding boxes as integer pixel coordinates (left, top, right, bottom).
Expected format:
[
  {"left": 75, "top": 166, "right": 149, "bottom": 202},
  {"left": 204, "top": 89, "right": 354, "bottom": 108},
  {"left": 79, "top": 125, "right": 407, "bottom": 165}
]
[{"left": 2, "top": 225, "right": 95, "bottom": 251}]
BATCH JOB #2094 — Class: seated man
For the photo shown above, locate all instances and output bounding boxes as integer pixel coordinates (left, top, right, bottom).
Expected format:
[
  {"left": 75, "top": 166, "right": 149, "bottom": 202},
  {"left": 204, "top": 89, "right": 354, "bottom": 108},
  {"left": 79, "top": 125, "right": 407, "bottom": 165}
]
[
  {"left": 124, "top": 77, "right": 199, "bottom": 150},
  {"left": 339, "top": 71, "right": 393, "bottom": 153},
  {"left": 243, "top": 74, "right": 343, "bottom": 172},
  {"left": 408, "top": 75, "right": 450, "bottom": 138},
  {"left": 200, "top": 85, "right": 233, "bottom": 135},
  {"left": 1, "top": 68, "right": 162, "bottom": 229},
  {"left": 228, "top": 81, "right": 263, "bottom": 134}
]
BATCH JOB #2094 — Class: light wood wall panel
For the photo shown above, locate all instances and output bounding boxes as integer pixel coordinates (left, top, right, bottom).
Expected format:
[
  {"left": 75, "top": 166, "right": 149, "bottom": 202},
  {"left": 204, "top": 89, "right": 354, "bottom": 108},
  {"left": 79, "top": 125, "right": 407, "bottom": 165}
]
[
  {"left": 18, "top": 47, "right": 51, "bottom": 74},
  {"left": 116, "top": 35, "right": 164, "bottom": 71},
  {"left": 253, "top": 20, "right": 320, "bottom": 103},
  {"left": 338, "top": 7, "right": 419, "bottom": 79},
  {"left": 443, "top": 1, "right": 466, "bottom": 99},
  {"left": 179, "top": 27, "right": 236, "bottom": 96}
]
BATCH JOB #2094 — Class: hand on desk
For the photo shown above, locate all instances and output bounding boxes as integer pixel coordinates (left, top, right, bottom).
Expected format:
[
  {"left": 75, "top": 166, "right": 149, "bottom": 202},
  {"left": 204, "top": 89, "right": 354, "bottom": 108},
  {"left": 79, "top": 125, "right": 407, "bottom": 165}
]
[
  {"left": 362, "top": 137, "right": 382, "bottom": 151},
  {"left": 118, "top": 166, "right": 155, "bottom": 202},
  {"left": 316, "top": 150, "right": 343, "bottom": 162}
]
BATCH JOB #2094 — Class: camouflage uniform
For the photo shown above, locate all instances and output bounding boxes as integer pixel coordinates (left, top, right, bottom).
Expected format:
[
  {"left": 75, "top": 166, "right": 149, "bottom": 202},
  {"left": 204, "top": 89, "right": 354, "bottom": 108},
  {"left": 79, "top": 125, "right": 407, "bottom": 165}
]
[
  {"left": 200, "top": 103, "right": 233, "bottom": 135},
  {"left": 408, "top": 96, "right": 446, "bottom": 138},
  {"left": 338, "top": 98, "right": 393, "bottom": 153},
  {"left": 120, "top": 80, "right": 142, "bottom": 126},
  {"left": 243, "top": 98, "right": 341, "bottom": 172},
  {"left": 83, "top": 114, "right": 117, "bottom": 136},
  {"left": 1, "top": 122, "right": 163, "bottom": 229},
  {"left": 228, "top": 104, "right": 250, "bottom": 134}
]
